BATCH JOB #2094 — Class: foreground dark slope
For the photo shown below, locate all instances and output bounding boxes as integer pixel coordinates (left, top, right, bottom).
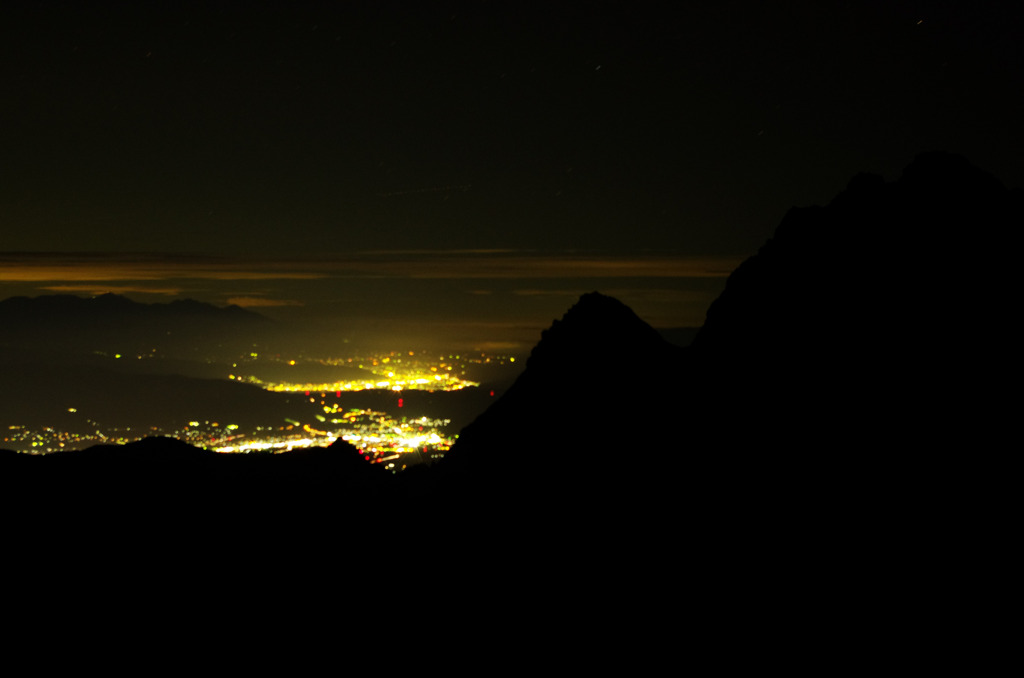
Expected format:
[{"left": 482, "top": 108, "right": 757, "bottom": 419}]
[
  {"left": 3, "top": 436, "right": 389, "bottom": 497},
  {"left": 2, "top": 436, "right": 394, "bottom": 551}
]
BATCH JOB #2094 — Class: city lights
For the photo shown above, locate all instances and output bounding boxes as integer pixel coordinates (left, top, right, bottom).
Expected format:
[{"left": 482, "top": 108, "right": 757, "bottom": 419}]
[{"left": 2, "top": 349, "right": 517, "bottom": 469}]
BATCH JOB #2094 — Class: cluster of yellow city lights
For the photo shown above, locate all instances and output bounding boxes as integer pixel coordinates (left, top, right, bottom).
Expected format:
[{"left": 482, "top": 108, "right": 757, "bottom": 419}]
[
  {"left": 210, "top": 412, "right": 454, "bottom": 460},
  {"left": 224, "top": 349, "right": 516, "bottom": 393},
  {"left": 214, "top": 438, "right": 320, "bottom": 454},
  {"left": 251, "top": 373, "right": 476, "bottom": 393}
]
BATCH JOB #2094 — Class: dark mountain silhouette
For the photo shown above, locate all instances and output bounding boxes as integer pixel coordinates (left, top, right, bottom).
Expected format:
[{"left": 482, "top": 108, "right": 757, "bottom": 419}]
[
  {"left": 687, "top": 151, "right": 1017, "bottom": 453},
  {"left": 436, "top": 152, "right": 1018, "bottom": 527},
  {"left": 398, "top": 154, "right": 1018, "bottom": 658},
  {"left": 438, "top": 291, "right": 684, "bottom": 503}
]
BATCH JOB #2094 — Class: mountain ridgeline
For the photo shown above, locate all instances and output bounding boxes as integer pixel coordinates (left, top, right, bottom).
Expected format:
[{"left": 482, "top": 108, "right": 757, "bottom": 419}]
[
  {"left": 3, "top": 152, "right": 1017, "bottom": 522},
  {"left": 0, "top": 292, "right": 274, "bottom": 361}
]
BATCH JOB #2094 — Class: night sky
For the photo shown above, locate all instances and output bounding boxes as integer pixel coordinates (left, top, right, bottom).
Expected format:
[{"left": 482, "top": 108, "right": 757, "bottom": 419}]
[{"left": 2, "top": 1, "right": 1020, "bottom": 350}]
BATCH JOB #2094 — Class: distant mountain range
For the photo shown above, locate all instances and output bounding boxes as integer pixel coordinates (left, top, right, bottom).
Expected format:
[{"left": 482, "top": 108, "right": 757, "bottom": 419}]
[
  {"left": 0, "top": 291, "right": 263, "bottom": 320},
  {"left": 0, "top": 292, "right": 273, "bottom": 360}
]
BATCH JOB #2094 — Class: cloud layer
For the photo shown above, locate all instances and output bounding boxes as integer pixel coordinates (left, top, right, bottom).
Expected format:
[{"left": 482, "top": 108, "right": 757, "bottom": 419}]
[{"left": 0, "top": 250, "right": 741, "bottom": 284}]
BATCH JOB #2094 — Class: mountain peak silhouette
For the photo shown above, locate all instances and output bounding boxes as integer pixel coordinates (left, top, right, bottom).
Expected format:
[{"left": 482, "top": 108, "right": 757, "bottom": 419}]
[
  {"left": 694, "top": 151, "right": 1013, "bottom": 348},
  {"left": 439, "top": 291, "right": 683, "bottom": 503},
  {"left": 525, "top": 291, "right": 674, "bottom": 373}
]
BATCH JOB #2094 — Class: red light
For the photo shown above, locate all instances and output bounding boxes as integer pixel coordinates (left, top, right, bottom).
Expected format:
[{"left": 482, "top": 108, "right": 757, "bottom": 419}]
[
  {"left": 336, "top": 390, "right": 341, "bottom": 398},
  {"left": 398, "top": 398, "right": 403, "bottom": 408},
  {"left": 304, "top": 390, "right": 310, "bottom": 396},
  {"left": 489, "top": 390, "right": 495, "bottom": 397}
]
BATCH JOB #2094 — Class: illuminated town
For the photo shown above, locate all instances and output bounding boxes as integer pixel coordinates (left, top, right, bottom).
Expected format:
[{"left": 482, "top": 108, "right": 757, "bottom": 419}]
[
  {"left": 1, "top": 350, "right": 518, "bottom": 471},
  {"left": 229, "top": 349, "right": 510, "bottom": 393}
]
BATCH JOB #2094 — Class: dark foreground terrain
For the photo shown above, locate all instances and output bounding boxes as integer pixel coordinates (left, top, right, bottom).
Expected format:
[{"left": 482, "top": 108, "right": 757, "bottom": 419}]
[{"left": 4, "top": 153, "right": 1014, "bottom": 667}]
